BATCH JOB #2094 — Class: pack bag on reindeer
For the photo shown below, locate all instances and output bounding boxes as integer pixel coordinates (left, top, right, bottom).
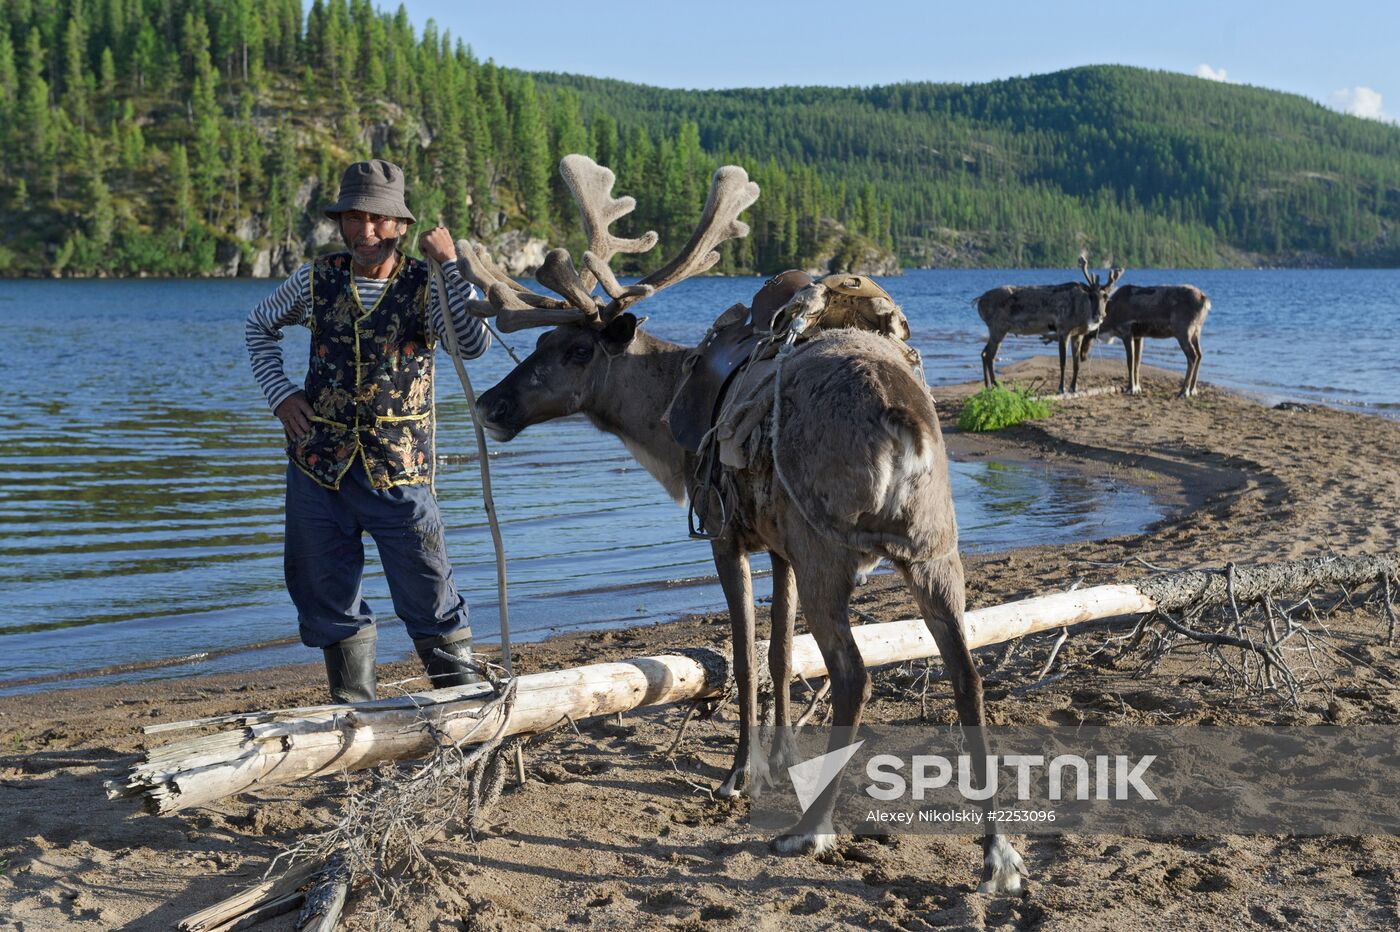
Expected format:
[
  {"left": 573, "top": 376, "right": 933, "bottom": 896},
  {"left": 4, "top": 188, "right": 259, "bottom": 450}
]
[
  {"left": 463, "top": 155, "right": 1027, "bottom": 895},
  {"left": 662, "top": 265, "right": 922, "bottom": 536}
]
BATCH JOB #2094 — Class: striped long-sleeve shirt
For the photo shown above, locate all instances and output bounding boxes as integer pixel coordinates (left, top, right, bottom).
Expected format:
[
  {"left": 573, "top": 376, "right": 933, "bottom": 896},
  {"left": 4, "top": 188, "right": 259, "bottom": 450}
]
[{"left": 245, "top": 260, "right": 491, "bottom": 412}]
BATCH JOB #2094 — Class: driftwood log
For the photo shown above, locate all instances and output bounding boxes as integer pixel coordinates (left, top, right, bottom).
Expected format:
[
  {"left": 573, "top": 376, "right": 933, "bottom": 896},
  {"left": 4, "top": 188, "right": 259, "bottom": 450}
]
[{"left": 109, "top": 555, "right": 1396, "bottom": 816}]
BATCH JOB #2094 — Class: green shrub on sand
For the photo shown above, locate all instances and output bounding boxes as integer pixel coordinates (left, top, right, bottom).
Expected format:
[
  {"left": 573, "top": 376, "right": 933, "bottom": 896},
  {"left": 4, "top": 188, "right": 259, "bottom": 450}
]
[{"left": 957, "top": 384, "right": 1054, "bottom": 432}]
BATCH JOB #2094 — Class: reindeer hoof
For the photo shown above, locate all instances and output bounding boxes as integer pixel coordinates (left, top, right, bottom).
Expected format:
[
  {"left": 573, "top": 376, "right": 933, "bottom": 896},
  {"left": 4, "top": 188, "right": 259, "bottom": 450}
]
[
  {"left": 716, "top": 759, "right": 771, "bottom": 799},
  {"left": 977, "top": 836, "right": 1028, "bottom": 896},
  {"left": 772, "top": 830, "right": 837, "bottom": 857},
  {"left": 768, "top": 742, "right": 800, "bottom": 776},
  {"left": 715, "top": 769, "right": 745, "bottom": 799}
]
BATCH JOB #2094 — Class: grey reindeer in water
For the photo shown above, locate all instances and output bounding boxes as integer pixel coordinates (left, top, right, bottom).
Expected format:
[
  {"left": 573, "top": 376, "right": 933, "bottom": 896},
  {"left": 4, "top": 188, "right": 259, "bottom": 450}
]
[
  {"left": 465, "top": 155, "right": 1027, "bottom": 894},
  {"left": 1088, "top": 283, "right": 1212, "bottom": 397},
  {"left": 975, "top": 258, "right": 1124, "bottom": 393}
]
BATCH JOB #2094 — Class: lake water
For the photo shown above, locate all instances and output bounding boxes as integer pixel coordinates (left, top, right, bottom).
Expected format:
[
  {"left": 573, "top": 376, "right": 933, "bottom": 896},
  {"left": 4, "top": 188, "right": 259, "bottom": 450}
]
[{"left": 2, "top": 268, "right": 1395, "bottom": 693}]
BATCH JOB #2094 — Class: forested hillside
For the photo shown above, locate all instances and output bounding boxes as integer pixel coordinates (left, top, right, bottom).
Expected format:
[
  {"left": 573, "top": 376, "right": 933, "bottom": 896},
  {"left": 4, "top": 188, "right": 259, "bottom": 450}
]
[
  {"left": 549, "top": 70, "right": 1400, "bottom": 268},
  {"left": 3, "top": 0, "right": 1400, "bottom": 277}
]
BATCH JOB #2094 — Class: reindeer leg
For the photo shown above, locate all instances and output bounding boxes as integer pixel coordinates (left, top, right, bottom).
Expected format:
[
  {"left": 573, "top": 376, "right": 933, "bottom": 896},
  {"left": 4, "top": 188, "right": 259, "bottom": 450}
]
[
  {"left": 768, "top": 553, "right": 799, "bottom": 776},
  {"left": 1069, "top": 332, "right": 1084, "bottom": 393},
  {"left": 897, "top": 553, "right": 1028, "bottom": 896},
  {"left": 1188, "top": 333, "right": 1204, "bottom": 397},
  {"left": 1131, "top": 336, "right": 1144, "bottom": 394},
  {"left": 712, "top": 539, "right": 767, "bottom": 798},
  {"left": 1057, "top": 334, "right": 1069, "bottom": 394},
  {"left": 1176, "top": 331, "right": 1197, "bottom": 398},
  {"left": 1122, "top": 335, "right": 1135, "bottom": 394},
  {"left": 773, "top": 555, "right": 863, "bottom": 857},
  {"left": 982, "top": 333, "right": 1004, "bottom": 387}
]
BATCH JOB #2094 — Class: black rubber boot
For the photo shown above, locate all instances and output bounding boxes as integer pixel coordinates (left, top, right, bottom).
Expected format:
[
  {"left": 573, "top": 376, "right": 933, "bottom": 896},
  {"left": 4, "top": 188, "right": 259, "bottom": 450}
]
[
  {"left": 413, "top": 631, "right": 481, "bottom": 688},
  {"left": 322, "top": 628, "right": 377, "bottom": 703}
]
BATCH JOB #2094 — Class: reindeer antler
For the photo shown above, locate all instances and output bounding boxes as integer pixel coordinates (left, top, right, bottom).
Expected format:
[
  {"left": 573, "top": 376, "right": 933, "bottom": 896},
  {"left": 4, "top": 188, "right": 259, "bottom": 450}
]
[
  {"left": 1076, "top": 256, "right": 1126, "bottom": 292},
  {"left": 454, "top": 155, "right": 759, "bottom": 332},
  {"left": 455, "top": 241, "right": 547, "bottom": 307},
  {"left": 559, "top": 154, "right": 659, "bottom": 298},
  {"left": 536, "top": 249, "right": 602, "bottom": 321},
  {"left": 601, "top": 165, "right": 760, "bottom": 319},
  {"left": 454, "top": 239, "right": 600, "bottom": 331},
  {"left": 483, "top": 280, "right": 597, "bottom": 332}
]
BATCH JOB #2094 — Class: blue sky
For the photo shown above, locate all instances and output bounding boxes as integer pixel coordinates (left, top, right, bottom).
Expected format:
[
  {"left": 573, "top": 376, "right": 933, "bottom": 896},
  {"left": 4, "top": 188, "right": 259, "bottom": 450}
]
[{"left": 395, "top": 0, "right": 1398, "bottom": 123}]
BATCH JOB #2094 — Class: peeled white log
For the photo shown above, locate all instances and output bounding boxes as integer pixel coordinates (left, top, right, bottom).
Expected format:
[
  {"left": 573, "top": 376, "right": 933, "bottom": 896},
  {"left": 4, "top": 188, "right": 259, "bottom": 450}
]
[
  {"left": 107, "top": 584, "right": 1154, "bottom": 814},
  {"left": 109, "top": 556, "right": 1394, "bottom": 815}
]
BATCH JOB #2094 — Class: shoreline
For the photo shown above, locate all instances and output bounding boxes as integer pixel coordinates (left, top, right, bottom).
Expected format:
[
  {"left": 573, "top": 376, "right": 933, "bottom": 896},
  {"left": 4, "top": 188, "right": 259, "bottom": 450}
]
[{"left": 2, "top": 360, "right": 1397, "bottom": 929}]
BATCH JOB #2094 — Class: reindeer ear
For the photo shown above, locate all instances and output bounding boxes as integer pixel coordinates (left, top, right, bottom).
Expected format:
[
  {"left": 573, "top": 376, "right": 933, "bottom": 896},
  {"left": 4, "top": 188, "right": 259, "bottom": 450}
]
[{"left": 600, "top": 312, "right": 638, "bottom": 351}]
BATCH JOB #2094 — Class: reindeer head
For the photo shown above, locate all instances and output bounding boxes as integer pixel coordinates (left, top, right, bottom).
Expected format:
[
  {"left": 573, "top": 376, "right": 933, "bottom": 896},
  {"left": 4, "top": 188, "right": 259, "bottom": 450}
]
[
  {"left": 477, "top": 313, "right": 640, "bottom": 441},
  {"left": 472, "top": 156, "right": 760, "bottom": 442},
  {"left": 1078, "top": 256, "right": 1125, "bottom": 331}
]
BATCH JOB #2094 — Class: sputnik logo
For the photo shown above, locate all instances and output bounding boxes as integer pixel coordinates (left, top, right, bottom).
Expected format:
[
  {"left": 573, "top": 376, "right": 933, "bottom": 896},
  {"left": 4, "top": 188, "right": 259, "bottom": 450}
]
[{"left": 788, "top": 740, "right": 865, "bottom": 813}]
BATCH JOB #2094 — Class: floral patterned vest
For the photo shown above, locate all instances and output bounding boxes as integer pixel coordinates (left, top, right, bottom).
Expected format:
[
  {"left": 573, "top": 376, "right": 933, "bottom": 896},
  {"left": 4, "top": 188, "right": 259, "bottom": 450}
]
[{"left": 289, "top": 252, "right": 436, "bottom": 490}]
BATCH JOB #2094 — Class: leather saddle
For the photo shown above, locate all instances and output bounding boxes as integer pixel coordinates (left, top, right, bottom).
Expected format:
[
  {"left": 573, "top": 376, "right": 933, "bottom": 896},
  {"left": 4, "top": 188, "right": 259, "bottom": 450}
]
[{"left": 664, "top": 271, "right": 814, "bottom": 453}]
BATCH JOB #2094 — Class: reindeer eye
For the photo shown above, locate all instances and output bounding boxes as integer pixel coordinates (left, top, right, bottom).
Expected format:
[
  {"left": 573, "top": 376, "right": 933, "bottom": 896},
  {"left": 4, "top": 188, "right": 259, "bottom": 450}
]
[{"left": 565, "top": 344, "right": 594, "bottom": 364}]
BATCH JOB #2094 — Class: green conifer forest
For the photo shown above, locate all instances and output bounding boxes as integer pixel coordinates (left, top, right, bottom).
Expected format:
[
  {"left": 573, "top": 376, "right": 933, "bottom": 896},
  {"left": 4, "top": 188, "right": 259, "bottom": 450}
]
[{"left": 3, "top": 0, "right": 1399, "bottom": 276}]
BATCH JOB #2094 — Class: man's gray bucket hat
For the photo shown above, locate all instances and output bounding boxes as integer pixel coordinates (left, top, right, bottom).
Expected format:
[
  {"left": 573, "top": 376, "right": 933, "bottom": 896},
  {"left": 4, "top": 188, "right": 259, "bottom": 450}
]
[{"left": 323, "top": 159, "right": 417, "bottom": 223}]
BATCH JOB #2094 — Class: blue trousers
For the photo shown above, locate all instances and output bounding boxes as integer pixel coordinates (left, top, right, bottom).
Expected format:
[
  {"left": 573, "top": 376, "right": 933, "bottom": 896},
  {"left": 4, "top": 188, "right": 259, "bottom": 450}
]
[{"left": 284, "top": 460, "right": 471, "bottom": 649}]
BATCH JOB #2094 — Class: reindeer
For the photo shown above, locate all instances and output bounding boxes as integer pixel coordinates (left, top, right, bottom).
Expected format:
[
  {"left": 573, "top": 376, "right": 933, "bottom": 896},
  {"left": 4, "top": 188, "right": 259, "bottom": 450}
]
[
  {"left": 975, "top": 259, "right": 1124, "bottom": 393},
  {"left": 464, "top": 156, "right": 1027, "bottom": 894},
  {"left": 1090, "top": 284, "right": 1211, "bottom": 397}
]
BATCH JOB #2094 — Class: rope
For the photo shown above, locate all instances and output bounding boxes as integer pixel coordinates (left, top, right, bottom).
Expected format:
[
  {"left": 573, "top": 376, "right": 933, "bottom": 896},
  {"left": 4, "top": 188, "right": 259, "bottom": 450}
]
[
  {"left": 483, "top": 319, "right": 522, "bottom": 364},
  {"left": 428, "top": 256, "right": 514, "bottom": 676}
]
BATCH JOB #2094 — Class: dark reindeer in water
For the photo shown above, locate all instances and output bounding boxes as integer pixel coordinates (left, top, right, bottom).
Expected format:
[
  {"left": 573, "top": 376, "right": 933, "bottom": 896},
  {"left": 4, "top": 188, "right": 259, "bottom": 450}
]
[
  {"left": 976, "top": 258, "right": 1124, "bottom": 393},
  {"left": 1090, "top": 283, "right": 1211, "bottom": 397},
  {"left": 466, "top": 156, "right": 1027, "bottom": 893}
]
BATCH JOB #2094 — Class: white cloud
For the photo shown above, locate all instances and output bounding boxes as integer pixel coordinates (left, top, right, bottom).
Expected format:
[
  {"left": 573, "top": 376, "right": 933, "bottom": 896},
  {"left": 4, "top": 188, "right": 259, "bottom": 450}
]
[
  {"left": 1196, "top": 64, "right": 1229, "bottom": 82},
  {"left": 1329, "top": 86, "right": 1394, "bottom": 123}
]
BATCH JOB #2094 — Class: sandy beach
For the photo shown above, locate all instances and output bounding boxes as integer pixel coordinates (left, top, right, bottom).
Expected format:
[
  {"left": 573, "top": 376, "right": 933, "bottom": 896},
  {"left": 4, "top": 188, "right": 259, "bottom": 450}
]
[{"left": 2, "top": 356, "right": 1398, "bottom": 931}]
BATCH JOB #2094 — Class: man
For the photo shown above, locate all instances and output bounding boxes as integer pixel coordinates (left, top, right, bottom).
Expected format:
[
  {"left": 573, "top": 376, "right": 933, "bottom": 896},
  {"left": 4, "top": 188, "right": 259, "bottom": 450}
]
[{"left": 245, "top": 158, "right": 491, "bottom": 703}]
